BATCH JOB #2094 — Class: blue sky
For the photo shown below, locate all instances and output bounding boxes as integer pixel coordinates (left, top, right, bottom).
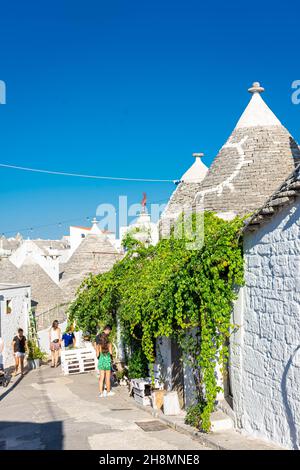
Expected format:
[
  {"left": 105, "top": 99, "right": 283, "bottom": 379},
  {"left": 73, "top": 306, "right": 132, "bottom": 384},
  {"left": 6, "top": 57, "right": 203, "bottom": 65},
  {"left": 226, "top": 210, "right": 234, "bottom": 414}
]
[{"left": 0, "top": 0, "right": 299, "bottom": 239}]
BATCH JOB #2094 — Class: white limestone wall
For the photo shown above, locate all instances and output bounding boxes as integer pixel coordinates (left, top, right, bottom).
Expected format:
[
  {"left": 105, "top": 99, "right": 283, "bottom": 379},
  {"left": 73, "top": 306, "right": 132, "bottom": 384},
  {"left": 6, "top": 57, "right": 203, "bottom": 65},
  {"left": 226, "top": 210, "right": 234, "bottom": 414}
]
[
  {"left": 183, "top": 361, "right": 198, "bottom": 407},
  {"left": 69, "top": 226, "right": 88, "bottom": 253},
  {"left": 230, "top": 201, "right": 300, "bottom": 449},
  {"left": 37, "top": 322, "right": 86, "bottom": 360},
  {"left": 156, "top": 337, "right": 173, "bottom": 391},
  {"left": 0, "top": 285, "right": 31, "bottom": 367},
  {"left": 229, "top": 286, "right": 245, "bottom": 425},
  {"left": 37, "top": 320, "right": 67, "bottom": 354},
  {"left": 157, "top": 334, "right": 224, "bottom": 408}
]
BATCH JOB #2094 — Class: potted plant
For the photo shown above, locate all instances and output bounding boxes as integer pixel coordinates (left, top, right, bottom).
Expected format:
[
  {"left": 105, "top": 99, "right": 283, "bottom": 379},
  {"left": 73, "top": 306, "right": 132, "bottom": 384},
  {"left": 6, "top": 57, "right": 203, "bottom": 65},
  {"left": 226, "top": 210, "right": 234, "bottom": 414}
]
[{"left": 27, "top": 340, "right": 47, "bottom": 369}]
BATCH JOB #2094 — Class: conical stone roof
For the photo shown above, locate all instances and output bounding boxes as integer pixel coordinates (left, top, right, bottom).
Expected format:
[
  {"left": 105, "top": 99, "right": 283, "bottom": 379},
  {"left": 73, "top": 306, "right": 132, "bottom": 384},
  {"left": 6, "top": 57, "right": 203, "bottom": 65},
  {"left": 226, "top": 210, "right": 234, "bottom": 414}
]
[
  {"left": 194, "top": 82, "right": 300, "bottom": 216},
  {"left": 159, "top": 153, "right": 208, "bottom": 237},
  {"left": 60, "top": 233, "right": 122, "bottom": 300},
  {"left": 0, "top": 258, "right": 64, "bottom": 314}
]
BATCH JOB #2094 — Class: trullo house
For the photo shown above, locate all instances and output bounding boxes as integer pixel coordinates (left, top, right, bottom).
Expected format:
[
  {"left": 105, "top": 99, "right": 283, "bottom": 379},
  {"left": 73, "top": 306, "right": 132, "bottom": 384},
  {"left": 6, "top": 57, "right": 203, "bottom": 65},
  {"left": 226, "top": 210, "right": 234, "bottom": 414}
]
[
  {"left": 157, "top": 82, "right": 300, "bottom": 447},
  {"left": 231, "top": 163, "right": 300, "bottom": 449}
]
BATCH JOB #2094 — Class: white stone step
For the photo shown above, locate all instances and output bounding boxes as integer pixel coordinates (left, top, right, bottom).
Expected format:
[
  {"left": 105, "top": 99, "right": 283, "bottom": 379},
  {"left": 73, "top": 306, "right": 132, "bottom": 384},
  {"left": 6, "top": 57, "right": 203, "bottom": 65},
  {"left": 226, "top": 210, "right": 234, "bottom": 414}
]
[{"left": 210, "top": 410, "right": 234, "bottom": 432}]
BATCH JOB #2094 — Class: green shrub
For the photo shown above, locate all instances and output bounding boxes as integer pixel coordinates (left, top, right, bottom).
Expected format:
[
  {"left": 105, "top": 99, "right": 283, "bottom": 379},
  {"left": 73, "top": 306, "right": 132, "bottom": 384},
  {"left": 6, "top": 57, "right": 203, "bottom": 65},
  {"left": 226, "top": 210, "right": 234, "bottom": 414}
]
[
  {"left": 115, "top": 370, "right": 125, "bottom": 382},
  {"left": 185, "top": 403, "right": 207, "bottom": 431},
  {"left": 27, "top": 340, "right": 47, "bottom": 361},
  {"left": 127, "top": 348, "right": 148, "bottom": 379}
]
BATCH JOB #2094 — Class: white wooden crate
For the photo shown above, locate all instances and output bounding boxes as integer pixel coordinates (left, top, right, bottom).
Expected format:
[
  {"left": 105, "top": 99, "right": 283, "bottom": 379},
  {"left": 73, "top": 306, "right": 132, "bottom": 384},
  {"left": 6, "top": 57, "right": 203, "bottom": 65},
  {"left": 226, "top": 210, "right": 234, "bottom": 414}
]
[
  {"left": 133, "top": 388, "right": 152, "bottom": 406},
  {"left": 131, "top": 378, "right": 164, "bottom": 407},
  {"left": 61, "top": 347, "right": 97, "bottom": 375}
]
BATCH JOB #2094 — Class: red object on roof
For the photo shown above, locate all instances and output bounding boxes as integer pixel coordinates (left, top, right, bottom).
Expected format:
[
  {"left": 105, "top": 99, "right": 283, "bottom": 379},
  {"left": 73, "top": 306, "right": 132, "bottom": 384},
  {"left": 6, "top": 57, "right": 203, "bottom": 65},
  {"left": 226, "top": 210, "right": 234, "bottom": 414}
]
[
  {"left": 71, "top": 226, "right": 91, "bottom": 231},
  {"left": 141, "top": 192, "right": 147, "bottom": 207},
  {"left": 70, "top": 225, "right": 113, "bottom": 234}
]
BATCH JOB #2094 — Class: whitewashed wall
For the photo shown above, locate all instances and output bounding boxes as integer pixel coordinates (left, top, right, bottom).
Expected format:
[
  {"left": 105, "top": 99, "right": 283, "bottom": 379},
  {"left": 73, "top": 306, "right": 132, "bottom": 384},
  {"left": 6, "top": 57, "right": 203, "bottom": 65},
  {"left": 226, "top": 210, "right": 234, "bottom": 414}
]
[
  {"left": 157, "top": 334, "right": 224, "bottom": 408},
  {"left": 37, "top": 321, "right": 83, "bottom": 355},
  {"left": 37, "top": 320, "right": 67, "bottom": 354},
  {"left": 0, "top": 284, "right": 31, "bottom": 368},
  {"left": 230, "top": 201, "right": 300, "bottom": 449},
  {"left": 156, "top": 337, "right": 173, "bottom": 391}
]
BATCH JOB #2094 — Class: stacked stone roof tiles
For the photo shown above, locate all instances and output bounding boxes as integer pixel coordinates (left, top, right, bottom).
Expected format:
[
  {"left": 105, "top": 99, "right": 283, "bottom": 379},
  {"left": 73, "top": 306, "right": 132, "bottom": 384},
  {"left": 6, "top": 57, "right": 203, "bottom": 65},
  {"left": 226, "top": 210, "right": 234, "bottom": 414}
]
[
  {"left": 160, "top": 82, "right": 300, "bottom": 236},
  {"left": 0, "top": 257, "right": 65, "bottom": 314},
  {"left": 0, "top": 235, "right": 22, "bottom": 252},
  {"left": 33, "top": 240, "right": 69, "bottom": 254},
  {"left": 0, "top": 231, "right": 122, "bottom": 319},
  {"left": 195, "top": 125, "right": 300, "bottom": 215},
  {"left": 245, "top": 161, "right": 300, "bottom": 231},
  {"left": 160, "top": 154, "right": 208, "bottom": 237},
  {"left": 60, "top": 233, "right": 123, "bottom": 300}
]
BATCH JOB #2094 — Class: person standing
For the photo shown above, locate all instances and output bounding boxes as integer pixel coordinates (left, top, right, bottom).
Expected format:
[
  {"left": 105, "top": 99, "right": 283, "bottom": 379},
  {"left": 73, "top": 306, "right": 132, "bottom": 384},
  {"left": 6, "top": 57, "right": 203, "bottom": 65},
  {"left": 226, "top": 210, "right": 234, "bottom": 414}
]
[
  {"left": 95, "top": 325, "right": 112, "bottom": 352},
  {"left": 49, "top": 320, "right": 61, "bottom": 368},
  {"left": 96, "top": 325, "right": 115, "bottom": 397},
  {"left": 62, "top": 325, "right": 76, "bottom": 349},
  {"left": 12, "top": 328, "right": 27, "bottom": 376}
]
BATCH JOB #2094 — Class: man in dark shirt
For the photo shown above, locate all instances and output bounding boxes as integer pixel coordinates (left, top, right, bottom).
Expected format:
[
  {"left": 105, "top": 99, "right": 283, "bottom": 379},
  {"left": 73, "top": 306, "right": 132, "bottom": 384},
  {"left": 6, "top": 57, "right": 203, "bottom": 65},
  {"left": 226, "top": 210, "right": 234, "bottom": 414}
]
[{"left": 12, "top": 328, "right": 27, "bottom": 376}]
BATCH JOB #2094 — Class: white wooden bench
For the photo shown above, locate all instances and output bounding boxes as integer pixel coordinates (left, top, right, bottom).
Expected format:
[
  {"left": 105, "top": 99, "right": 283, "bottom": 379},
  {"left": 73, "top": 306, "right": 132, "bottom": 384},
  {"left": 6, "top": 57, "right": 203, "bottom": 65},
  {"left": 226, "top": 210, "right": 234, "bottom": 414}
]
[{"left": 61, "top": 347, "right": 97, "bottom": 375}]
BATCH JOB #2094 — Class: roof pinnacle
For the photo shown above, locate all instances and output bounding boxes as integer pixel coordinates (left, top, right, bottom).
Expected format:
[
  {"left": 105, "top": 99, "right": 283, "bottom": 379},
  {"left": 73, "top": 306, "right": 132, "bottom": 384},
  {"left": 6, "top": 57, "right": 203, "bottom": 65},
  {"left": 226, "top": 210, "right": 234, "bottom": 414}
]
[
  {"left": 192, "top": 152, "right": 204, "bottom": 159},
  {"left": 248, "top": 82, "right": 265, "bottom": 94}
]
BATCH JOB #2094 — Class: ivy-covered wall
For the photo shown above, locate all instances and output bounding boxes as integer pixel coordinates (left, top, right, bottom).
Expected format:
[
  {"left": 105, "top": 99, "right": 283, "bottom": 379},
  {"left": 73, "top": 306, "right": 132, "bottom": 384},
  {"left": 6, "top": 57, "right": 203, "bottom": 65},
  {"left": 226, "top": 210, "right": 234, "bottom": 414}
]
[{"left": 69, "top": 211, "right": 244, "bottom": 431}]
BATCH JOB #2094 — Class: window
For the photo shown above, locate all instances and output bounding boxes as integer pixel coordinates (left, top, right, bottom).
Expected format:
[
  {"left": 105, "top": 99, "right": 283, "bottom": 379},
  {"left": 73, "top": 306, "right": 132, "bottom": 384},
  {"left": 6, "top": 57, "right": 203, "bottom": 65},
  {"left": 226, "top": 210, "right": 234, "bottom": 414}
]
[{"left": 6, "top": 300, "right": 12, "bottom": 314}]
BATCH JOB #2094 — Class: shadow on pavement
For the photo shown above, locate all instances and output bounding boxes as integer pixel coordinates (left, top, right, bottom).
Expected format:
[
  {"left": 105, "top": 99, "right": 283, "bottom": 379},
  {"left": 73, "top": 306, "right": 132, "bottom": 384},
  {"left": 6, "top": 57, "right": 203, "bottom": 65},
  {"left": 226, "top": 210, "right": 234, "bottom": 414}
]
[
  {"left": 0, "top": 374, "right": 24, "bottom": 402},
  {"left": 0, "top": 420, "right": 64, "bottom": 450}
]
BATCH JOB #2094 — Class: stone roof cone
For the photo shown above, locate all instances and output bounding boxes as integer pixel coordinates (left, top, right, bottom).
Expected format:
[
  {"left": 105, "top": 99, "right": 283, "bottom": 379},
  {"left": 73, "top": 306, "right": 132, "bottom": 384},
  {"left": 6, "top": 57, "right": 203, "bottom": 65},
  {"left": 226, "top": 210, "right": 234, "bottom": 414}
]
[
  {"left": 159, "top": 152, "right": 208, "bottom": 236},
  {"left": 193, "top": 82, "right": 300, "bottom": 216},
  {"left": 181, "top": 153, "right": 208, "bottom": 182},
  {"left": 60, "top": 232, "right": 121, "bottom": 300}
]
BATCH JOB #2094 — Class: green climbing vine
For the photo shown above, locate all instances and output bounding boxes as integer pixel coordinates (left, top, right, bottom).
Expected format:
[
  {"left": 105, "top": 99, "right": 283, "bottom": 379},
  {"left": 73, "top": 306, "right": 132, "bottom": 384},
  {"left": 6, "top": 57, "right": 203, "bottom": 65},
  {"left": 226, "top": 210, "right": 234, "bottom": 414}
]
[{"left": 68, "top": 211, "right": 244, "bottom": 432}]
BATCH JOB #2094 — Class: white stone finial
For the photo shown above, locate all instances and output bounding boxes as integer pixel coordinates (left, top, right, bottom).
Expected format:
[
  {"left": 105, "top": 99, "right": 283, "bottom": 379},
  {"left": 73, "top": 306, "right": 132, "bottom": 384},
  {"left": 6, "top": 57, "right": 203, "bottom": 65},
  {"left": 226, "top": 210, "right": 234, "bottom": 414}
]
[
  {"left": 235, "top": 81, "right": 281, "bottom": 128},
  {"left": 90, "top": 217, "right": 102, "bottom": 235},
  {"left": 192, "top": 152, "right": 204, "bottom": 159},
  {"left": 248, "top": 82, "right": 265, "bottom": 94},
  {"left": 180, "top": 152, "right": 208, "bottom": 183}
]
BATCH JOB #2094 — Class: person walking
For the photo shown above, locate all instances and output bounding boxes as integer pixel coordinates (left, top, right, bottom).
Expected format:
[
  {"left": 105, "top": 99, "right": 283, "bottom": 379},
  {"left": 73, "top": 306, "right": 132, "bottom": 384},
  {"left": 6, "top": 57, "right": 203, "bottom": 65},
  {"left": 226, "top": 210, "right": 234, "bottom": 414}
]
[
  {"left": 49, "top": 320, "right": 61, "bottom": 368},
  {"left": 96, "top": 325, "right": 115, "bottom": 397},
  {"left": 12, "top": 328, "right": 27, "bottom": 376}
]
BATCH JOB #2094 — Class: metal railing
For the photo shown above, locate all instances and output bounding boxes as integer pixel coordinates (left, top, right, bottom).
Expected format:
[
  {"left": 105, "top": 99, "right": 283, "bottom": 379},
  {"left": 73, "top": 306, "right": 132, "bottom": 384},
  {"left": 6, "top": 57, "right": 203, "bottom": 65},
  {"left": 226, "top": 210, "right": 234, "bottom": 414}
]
[{"left": 34, "top": 303, "right": 70, "bottom": 331}]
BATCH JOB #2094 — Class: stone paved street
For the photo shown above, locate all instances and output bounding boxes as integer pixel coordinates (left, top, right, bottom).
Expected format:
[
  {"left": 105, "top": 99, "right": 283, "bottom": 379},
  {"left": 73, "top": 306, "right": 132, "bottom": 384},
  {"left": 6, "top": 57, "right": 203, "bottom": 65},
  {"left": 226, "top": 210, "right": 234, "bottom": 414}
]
[{"left": 0, "top": 366, "right": 210, "bottom": 450}]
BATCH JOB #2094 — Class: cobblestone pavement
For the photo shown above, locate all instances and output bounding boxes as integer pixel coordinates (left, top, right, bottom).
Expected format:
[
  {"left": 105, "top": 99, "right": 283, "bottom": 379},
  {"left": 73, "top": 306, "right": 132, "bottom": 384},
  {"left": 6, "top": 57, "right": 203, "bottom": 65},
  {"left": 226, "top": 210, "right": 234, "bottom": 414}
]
[{"left": 0, "top": 366, "right": 210, "bottom": 450}]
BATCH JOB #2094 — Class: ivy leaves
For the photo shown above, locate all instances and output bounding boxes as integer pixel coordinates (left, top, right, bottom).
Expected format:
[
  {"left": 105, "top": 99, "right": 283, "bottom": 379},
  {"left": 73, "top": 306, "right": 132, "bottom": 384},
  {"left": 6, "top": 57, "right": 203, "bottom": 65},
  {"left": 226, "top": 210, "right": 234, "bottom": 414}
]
[{"left": 68, "top": 211, "right": 244, "bottom": 431}]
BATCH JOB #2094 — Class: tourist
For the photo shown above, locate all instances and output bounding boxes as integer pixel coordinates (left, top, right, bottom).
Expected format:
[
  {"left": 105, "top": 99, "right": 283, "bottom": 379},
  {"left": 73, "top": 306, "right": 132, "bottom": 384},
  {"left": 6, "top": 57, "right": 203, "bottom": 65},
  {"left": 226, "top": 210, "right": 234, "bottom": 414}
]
[
  {"left": 96, "top": 325, "right": 115, "bottom": 397},
  {"left": 95, "top": 324, "right": 112, "bottom": 352},
  {"left": 12, "top": 328, "right": 27, "bottom": 376},
  {"left": 62, "top": 325, "right": 76, "bottom": 349},
  {"left": 49, "top": 320, "right": 61, "bottom": 368}
]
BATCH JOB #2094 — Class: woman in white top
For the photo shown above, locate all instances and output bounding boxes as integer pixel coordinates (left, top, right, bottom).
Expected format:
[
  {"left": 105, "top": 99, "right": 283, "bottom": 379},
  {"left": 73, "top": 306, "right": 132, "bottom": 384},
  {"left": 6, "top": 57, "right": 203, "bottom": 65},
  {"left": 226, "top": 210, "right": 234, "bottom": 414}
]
[{"left": 49, "top": 320, "right": 62, "bottom": 368}]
